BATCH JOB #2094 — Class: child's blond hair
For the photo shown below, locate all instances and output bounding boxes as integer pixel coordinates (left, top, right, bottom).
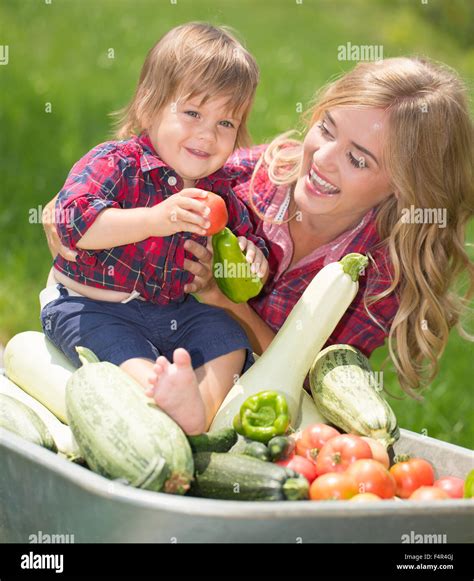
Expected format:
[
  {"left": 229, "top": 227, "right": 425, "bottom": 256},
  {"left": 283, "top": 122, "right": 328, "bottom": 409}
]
[
  {"left": 249, "top": 57, "right": 474, "bottom": 399},
  {"left": 111, "top": 22, "right": 259, "bottom": 149}
]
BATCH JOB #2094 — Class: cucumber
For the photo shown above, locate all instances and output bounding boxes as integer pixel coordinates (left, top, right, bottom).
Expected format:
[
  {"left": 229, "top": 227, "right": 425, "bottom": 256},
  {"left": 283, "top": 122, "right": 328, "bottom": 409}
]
[
  {"left": 243, "top": 441, "right": 271, "bottom": 462},
  {"left": 66, "top": 347, "right": 193, "bottom": 494},
  {"left": 187, "top": 427, "right": 237, "bottom": 453},
  {"left": 309, "top": 344, "right": 399, "bottom": 448},
  {"left": 190, "top": 452, "right": 309, "bottom": 501},
  {"left": 0, "top": 394, "right": 57, "bottom": 452},
  {"left": 267, "top": 436, "right": 295, "bottom": 461}
]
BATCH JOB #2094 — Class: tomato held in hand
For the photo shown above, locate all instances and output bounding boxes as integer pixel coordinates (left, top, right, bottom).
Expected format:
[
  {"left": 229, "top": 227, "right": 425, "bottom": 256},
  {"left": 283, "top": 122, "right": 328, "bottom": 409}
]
[
  {"left": 315, "top": 434, "right": 373, "bottom": 475},
  {"left": 295, "top": 423, "right": 340, "bottom": 464},
  {"left": 433, "top": 477, "right": 465, "bottom": 499},
  {"left": 277, "top": 455, "right": 318, "bottom": 484},
  {"left": 310, "top": 472, "right": 358, "bottom": 501},
  {"left": 389, "top": 457, "right": 435, "bottom": 499},
  {"left": 346, "top": 459, "right": 396, "bottom": 499},
  {"left": 409, "top": 486, "right": 450, "bottom": 501},
  {"left": 197, "top": 192, "right": 228, "bottom": 235}
]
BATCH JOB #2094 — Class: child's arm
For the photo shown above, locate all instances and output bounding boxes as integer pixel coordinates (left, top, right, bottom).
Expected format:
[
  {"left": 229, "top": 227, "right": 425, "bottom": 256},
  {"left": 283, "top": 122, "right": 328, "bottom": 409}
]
[
  {"left": 76, "top": 190, "right": 211, "bottom": 249},
  {"left": 55, "top": 148, "right": 211, "bottom": 251}
]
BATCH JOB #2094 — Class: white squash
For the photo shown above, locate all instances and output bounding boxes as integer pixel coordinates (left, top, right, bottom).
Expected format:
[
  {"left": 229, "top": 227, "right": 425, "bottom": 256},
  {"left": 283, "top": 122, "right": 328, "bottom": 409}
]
[
  {"left": 0, "top": 374, "right": 80, "bottom": 458},
  {"left": 3, "top": 331, "right": 75, "bottom": 423},
  {"left": 210, "top": 253, "right": 368, "bottom": 431}
]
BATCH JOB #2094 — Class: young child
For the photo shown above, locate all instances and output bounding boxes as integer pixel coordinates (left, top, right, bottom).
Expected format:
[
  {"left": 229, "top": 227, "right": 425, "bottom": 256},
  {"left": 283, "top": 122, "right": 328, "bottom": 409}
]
[{"left": 40, "top": 22, "right": 269, "bottom": 434}]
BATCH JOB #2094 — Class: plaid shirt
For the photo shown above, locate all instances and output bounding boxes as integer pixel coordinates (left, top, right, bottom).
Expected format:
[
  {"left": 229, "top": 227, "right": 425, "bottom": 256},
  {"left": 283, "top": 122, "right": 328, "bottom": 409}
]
[
  {"left": 54, "top": 133, "right": 268, "bottom": 304},
  {"left": 225, "top": 145, "right": 399, "bottom": 357}
]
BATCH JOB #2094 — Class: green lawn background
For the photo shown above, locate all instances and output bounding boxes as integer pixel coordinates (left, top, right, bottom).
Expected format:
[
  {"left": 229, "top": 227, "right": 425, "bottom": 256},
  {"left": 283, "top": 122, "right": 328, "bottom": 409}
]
[{"left": 0, "top": 0, "right": 472, "bottom": 448}]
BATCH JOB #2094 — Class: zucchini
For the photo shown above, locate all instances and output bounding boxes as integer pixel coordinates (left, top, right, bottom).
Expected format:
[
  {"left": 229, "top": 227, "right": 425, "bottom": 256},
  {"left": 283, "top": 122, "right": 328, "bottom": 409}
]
[
  {"left": 187, "top": 427, "right": 237, "bottom": 453},
  {"left": 309, "top": 344, "right": 399, "bottom": 448},
  {"left": 267, "top": 436, "right": 295, "bottom": 462},
  {"left": 4, "top": 331, "right": 75, "bottom": 423},
  {"left": 0, "top": 374, "right": 80, "bottom": 459},
  {"left": 0, "top": 394, "right": 57, "bottom": 452},
  {"left": 191, "top": 452, "right": 309, "bottom": 501},
  {"left": 66, "top": 347, "right": 193, "bottom": 494},
  {"left": 243, "top": 441, "right": 271, "bottom": 462},
  {"left": 211, "top": 253, "right": 368, "bottom": 432}
]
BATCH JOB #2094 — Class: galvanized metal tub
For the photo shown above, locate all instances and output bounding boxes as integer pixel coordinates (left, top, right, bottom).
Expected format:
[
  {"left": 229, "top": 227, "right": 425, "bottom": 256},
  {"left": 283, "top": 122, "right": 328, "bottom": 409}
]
[{"left": 1, "top": 427, "right": 472, "bottom": 543}]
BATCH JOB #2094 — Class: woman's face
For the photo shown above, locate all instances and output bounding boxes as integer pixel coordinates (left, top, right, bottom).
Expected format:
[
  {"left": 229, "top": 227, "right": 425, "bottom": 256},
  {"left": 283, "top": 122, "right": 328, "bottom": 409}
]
[{"left": 294, "top": 107, "right": 394, "bottom": 221}]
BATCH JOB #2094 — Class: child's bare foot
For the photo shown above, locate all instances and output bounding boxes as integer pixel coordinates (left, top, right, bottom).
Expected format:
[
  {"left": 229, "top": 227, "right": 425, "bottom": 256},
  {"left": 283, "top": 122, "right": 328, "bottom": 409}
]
[{"left": 145, "top": 348, "right": 206, "bottom": 435}]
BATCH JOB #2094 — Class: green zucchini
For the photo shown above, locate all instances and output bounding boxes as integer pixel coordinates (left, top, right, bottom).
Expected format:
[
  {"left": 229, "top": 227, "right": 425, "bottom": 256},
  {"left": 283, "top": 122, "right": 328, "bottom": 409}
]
[
  {"left": 0, "top": 394, "right": 57, "bottom": 452},
  {"left": 243, "top": 441, "right": 271, "bottom": 462},
  {"left": 309, "top": 344, "right": 399, "bottom": 448},
  {"left": 66, "top": 347, "right": 193, "bottom": 494},
  {"left": 190, "top": 452, "right": 309, "bottom": 501},
  {"left": 187, "top": 427, "right": 237, "bottom": 453},
  {"left": 267, "top": 436, "right": 295, "bottom": 461}
]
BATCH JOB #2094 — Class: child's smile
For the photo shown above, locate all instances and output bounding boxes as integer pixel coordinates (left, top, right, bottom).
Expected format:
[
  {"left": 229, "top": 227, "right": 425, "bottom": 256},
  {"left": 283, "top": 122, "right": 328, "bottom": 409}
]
[{"left": 148, "top": 94, "right": 242, "bottom": 188}]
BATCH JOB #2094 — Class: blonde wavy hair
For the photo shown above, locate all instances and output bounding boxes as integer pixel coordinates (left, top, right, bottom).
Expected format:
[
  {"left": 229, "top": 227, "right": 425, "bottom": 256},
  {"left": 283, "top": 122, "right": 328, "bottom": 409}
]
[
  {"left": 110, "top": 22, "right": 259, "bottom": 148},
  {"left": 249, "top": 57, "right": 474, "bottom": 399}
]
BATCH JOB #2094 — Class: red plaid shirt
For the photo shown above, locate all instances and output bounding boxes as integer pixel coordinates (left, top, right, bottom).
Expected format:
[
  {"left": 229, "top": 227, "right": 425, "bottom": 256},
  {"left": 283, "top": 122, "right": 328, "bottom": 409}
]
[
  {"left": 225, "top": 145, "right": 399, "bottom": 357},
  {"left": 54, "top": 133, "right": 268, "bottom": 304}
]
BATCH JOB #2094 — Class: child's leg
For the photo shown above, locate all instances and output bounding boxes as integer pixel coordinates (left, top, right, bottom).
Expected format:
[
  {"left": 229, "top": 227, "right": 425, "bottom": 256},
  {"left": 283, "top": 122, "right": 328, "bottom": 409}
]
[{"left": 120, "top": 347, "right": 245, "bottom": 435}]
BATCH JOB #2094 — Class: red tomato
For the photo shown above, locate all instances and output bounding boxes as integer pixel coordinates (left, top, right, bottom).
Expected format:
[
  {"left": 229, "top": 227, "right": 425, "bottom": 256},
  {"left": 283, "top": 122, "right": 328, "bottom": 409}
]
[
  {"left": 409, "top": 486, "right": 450, "bottom": 501},
  {"left": 310, "top": 472, "right": 358, "bottom": 501},
  {"left": 350, "top": 493, "right": 382, "bottom": 502},
  {"left": 277, "top": 455, "right": 318, "bottom": 484},
  {"left": 389, "top": 457, "right": 435, "bottom": 499},
  {"left": 433, "top": 477, "right": 465, "bottom": 499},
  {"left": 199, "top": 192, "right": 228, "bottom": 235},
  {"left": 361, "top": 437, "right": 390, "bottom": 469},
  {"left": 346, "top": 459, "right": 396, "bottom": 499},
  {"left": 315, "top": 434, "right": 373, "bottom": 475},
  {"left": 295, "top": 423, "right": 340, "bottom": 464}
]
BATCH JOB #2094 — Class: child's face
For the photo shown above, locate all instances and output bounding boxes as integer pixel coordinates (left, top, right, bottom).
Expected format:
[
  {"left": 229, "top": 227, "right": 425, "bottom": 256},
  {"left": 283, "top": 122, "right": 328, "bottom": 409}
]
[{"left": 147, "top": 94, "right": 242, "bottom": 188}]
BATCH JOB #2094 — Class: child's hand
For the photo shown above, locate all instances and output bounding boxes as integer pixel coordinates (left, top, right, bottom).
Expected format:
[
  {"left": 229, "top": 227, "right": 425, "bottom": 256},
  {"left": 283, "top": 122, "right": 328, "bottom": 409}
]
[
  {"left": 238, "top": 237, "right": 268, "bottom": 279},
  {"left": 148, "top": 189, "right": 211, "bottom": 237}
]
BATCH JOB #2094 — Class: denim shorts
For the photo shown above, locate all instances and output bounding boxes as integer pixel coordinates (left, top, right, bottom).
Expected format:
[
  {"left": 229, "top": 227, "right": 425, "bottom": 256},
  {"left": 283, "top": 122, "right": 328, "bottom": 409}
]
[{"left": 40, "top": 284, "right": 255, "bottom": 373}]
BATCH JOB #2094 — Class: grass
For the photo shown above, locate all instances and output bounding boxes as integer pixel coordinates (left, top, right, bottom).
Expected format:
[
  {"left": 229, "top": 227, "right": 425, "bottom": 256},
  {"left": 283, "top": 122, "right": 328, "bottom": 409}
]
[{"left": 0, "top": 0, "right": 473, "bottom": 448}]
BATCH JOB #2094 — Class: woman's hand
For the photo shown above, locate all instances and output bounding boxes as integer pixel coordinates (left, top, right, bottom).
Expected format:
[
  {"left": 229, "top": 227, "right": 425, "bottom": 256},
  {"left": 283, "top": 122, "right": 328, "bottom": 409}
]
[
  {"left": 183, "top": 237, "right": 228, "bottom": 307},
  {"left": 42, "top": 197, "right": 78, "bottom": 261}
]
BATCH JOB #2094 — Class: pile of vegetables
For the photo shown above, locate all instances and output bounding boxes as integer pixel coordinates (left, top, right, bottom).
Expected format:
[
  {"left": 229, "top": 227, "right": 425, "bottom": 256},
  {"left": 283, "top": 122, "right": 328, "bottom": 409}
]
[{"left": 0, "top": 249, "right": 472, "bottom": 504}]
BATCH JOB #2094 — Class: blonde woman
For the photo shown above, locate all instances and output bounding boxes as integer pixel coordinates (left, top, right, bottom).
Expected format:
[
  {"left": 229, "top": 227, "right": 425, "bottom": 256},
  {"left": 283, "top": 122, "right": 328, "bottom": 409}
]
[
  {"left": 44, "top": 56, "right": 473, "bottom": 403},
  {"left": 183, "top": 56, "right": 474, "bottom": 398}
]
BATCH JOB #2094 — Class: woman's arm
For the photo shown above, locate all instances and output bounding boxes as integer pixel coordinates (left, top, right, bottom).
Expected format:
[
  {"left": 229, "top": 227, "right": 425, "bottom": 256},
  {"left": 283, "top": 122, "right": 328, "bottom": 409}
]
[
  {"left": 42, "top": 194, "right": 78, "bottom": 261},
  {"left": 216, "top": 297, "right": 276, "bottom": 356},
  {"left": 183, "top": 239, "right": 276, "bottom": 356}
]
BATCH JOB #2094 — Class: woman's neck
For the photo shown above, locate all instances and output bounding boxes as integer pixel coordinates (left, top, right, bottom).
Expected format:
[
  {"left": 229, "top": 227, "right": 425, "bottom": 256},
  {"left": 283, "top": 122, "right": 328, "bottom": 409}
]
[{"left": 289, "top": 198, "right": 368, "bottom": 246}]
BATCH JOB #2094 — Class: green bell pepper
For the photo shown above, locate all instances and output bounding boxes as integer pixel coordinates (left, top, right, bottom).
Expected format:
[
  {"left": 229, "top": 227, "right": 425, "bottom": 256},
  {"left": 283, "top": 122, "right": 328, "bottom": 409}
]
[
  {"left": 212, "top": 227, "right": 263, "bottom": 303},
  {"left": 233, "top": 390, "right": 290, "bottom": 443}
]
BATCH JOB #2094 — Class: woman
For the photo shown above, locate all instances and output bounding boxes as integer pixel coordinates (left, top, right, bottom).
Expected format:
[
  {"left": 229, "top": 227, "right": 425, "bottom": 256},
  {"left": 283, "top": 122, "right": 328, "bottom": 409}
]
[{"left": 44, "top": 56, "right": 473, "bottom": 399}]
